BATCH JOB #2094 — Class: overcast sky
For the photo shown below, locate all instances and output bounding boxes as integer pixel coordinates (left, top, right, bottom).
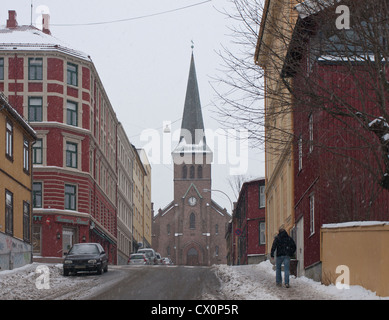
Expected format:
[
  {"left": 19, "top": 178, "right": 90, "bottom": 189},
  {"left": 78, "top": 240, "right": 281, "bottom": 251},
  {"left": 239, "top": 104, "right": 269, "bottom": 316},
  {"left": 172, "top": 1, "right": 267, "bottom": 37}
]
[{"left": 1, "top": 0, "right": 265, "bottom": 212}]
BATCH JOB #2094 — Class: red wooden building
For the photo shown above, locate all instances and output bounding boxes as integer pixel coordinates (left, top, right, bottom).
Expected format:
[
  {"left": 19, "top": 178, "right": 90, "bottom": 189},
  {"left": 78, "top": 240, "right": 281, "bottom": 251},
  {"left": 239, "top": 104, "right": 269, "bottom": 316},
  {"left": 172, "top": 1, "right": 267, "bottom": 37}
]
[
  {"left": 230, "top": 178, "right": 266, "bottom": 265},
  {"left": 283, "top": 2, "right": 389, "bottom": 280},
  {"left": 0, "top": 11, "right": 118, "bottom": 263}
]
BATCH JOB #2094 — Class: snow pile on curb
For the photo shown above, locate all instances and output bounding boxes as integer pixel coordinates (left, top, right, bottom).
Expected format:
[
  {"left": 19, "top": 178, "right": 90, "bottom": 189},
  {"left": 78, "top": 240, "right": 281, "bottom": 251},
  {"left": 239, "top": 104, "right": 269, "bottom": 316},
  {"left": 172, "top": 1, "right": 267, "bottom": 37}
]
[
  {"left": 0, "top": 263, "right": 104, "bottom": 300},
  {"left": 214, "top": 260, "right": 388, "bottom": 300}
]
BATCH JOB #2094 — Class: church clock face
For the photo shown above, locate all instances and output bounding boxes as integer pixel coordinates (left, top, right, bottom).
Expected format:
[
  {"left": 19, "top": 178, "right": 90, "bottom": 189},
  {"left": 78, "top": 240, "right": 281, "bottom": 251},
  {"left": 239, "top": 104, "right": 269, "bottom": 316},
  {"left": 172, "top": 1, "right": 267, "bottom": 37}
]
[{"left": 188, "top": 196, "right": 197, "bottom": 206}]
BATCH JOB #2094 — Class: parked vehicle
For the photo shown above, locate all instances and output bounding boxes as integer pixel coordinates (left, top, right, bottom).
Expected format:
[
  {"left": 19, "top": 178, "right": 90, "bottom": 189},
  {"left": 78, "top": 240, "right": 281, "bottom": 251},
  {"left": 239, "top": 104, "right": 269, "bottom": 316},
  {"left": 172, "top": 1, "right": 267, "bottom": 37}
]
[
  {"left": 63, "top": 243, "right": 108, "bottom": 276},
  {"left": 137, "top": 248, "right": 157, "bottom": 265},
  {"left": 162, "top": 257, "right": 173, "bottom": 265},
  {"left": 155, "top": 252, "right": 163, "bottom": 265},
  {"left": 128, "top": 253, "right": 149, "bottom": 265}
]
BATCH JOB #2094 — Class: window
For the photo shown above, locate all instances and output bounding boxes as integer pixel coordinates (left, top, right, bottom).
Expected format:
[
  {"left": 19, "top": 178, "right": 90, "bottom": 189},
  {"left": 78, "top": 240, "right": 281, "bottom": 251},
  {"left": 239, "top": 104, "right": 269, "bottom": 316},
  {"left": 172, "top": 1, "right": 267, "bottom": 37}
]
[
  {"left": 5, "top": 190, "right": 13, "bottom": 235},
  {"left": 28, "top": 58, "right": 43, "bottom": 80},
  {"left": 259, "top": 222, "right": 266, "bottom": 245},
  {"left": 67, "top": 63, "right": 78, "bottom": 86},
  {"left": 190, "top": 166, "right": 195, "bottom": 179},
  {"left": 198, "top": 165, "right": 203, "bottom": 179},
  {"left": 66, "top": 101, "right": 78, "bottom": 126},
  {"left": 33, "top": 182, "right": 42, "bottom": 208},
  {"left": 23, "top": 201, "right": 30, "bottom": 242},
  {"left": 215, "top": 224, "right": 219, "bottom": 235},
  {"left": 66, "top": 142, "right": 78, "bottom": 168},
  {"left": 309, "top": 114, "right": 313, "bottom": 153},
  {"left": 182, "top": 165, "right": 187, "bottom": 179},
  {"left": 215, "top": 246, "right": 219, "bottom": 257},
  {"left": 189, "top": 212, "right": 195, "bottom": 229},
  {"left": 6, "top": 119, "right": 13, "bottom": 159},
  {"left": 33, "top": 139, "right": 43, "bottom": 164},
  {"left": 298, "top": 135, "right": 303, "bottom": 171},
  {"left": 65, "top": 184, "right": 76, "bottom": 210},
  {"left": 23, "top": 138, "right": 30, "bottom": 173},
  {"left": 309, "top": 194, "right": 315, "bottom": 236},
  {"left": 259, "top": 185, "right": 266, "bottom": 208},
  {"left": 0, "top": 58, "right": 4, "bottom": 80},
  {"left": 28, "top": 97, "right": 43, "bottom": 122}
]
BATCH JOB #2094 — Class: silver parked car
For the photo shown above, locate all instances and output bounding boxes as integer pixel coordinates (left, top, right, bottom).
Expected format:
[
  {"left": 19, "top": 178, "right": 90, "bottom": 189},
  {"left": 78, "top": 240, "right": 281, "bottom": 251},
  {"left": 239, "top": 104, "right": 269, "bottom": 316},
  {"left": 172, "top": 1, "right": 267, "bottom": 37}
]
[
  {"left": 137, "top": 248, "right": 157, "bottom": 265},
  {"left": 128, "top": 253, "right": 149, "bottom": 265}
]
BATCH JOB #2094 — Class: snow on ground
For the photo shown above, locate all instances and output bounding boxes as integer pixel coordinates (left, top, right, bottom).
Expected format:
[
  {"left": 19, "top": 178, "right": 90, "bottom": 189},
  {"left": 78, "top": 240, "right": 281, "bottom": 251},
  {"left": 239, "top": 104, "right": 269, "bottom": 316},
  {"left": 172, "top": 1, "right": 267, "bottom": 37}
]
[
  {"left": 0, "top": 260, "right": 387, "bottom": 300},
  {"left": 0, "top": 263, "right": 125, "bottom": 300},
  {"left": 213, "top": 260, "right": 388, "bottom": 300}
]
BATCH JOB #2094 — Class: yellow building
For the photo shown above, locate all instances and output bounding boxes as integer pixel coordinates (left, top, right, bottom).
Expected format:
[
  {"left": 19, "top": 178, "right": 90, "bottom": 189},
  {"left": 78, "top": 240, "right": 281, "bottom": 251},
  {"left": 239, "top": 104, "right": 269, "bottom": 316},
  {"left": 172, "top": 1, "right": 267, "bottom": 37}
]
[
  {"left": 254, "top": 0, "right": 299, "bottom": 256},
  {"left": 0, "top": 92, "right": 36, "bottom": 269},
  {"left": 132, "top": 146, "right": 152, "bottom": 251}
]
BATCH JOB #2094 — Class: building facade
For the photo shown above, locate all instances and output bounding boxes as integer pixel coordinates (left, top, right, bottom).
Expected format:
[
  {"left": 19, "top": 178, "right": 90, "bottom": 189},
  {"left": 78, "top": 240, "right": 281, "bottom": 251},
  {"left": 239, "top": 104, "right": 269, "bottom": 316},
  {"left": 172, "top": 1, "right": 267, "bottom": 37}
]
[
  {"left": 152, "top": 53, "right": 231, "bottom": 266},
  {"left": 231, "top": 178, "right": 266, "bottom": 265},
  {"left": 117, "top": 123, "right": 135, "bottom": 265},
  {"left": 0, "top": 11, "right": 119, "bottom": 263},
  {"left": 0, "top": 92, "right": 36, "bottom": 269},
  {"left": 255, "top": 0, "right": 298, "bottom": 256}
]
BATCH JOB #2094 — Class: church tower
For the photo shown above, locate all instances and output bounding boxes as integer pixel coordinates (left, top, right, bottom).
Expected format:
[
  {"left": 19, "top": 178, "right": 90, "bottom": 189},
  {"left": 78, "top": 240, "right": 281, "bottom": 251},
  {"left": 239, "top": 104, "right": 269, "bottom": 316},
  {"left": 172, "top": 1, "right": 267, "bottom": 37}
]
[{"left": 152, "top": 51, "right": 230, "bottom": 266}]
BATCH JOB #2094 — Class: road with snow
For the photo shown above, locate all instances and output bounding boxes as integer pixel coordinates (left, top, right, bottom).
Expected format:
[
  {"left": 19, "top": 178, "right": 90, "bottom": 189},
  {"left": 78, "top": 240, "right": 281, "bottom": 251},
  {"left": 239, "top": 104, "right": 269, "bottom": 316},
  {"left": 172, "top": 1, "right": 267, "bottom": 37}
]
[{"left": 0, "top": 260, "right": 386, "bottom": 300}]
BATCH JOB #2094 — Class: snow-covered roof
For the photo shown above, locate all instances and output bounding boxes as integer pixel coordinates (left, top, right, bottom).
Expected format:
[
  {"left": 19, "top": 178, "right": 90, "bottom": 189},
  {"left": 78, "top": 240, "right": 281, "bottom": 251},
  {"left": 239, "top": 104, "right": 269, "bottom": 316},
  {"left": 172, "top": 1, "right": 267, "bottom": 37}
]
[
  {"left": 0, "top": 25, "right": 91, "bottom": 62},
  {"left": 295, "top": 0, "right": 341, "bottom": 19}
]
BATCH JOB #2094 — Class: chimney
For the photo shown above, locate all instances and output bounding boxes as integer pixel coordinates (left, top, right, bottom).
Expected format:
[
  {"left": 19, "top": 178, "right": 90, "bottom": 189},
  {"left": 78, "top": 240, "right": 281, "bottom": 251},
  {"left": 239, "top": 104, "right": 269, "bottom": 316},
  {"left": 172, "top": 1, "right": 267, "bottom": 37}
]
[
  {"left": 42, "top": 14, "right": 51, "bottom": 35},
  {"left": 6, "top": 10, "right": 18, "bottom": 29}
]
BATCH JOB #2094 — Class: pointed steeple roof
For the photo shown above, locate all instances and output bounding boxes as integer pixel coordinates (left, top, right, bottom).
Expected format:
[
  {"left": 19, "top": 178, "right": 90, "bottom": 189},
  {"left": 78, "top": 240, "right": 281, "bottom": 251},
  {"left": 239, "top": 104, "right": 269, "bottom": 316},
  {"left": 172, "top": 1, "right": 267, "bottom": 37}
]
[{"left": 179, "top": 52, "right": 205, "bottom": 145}]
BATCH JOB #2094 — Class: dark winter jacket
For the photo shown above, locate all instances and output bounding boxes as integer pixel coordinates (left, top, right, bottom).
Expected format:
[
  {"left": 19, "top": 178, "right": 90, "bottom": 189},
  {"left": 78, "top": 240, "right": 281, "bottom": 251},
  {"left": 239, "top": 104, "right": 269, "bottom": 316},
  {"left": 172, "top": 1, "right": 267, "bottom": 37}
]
[{"left": 270, "top": 230, "right": 296, "bottom": 258}]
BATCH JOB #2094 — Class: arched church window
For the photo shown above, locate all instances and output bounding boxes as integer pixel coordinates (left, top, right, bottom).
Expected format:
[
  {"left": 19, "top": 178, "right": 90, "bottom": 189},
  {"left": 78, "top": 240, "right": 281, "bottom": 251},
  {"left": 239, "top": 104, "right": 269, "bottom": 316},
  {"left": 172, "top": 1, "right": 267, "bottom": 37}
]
[
  {"left": 198, "top": 165, "right": 203, "bottom": 179},
  {"left": 190, "top": 165, "right": 195, "bottom": 179},
  {"left": 182, "top": 165, "right": 187, "bottom": 179},
  {"left": 215, "top": 246, "right": 219, "bottom": 256},
  {"left": 189, "top": 212, "right": 195, "bottom": 229}
]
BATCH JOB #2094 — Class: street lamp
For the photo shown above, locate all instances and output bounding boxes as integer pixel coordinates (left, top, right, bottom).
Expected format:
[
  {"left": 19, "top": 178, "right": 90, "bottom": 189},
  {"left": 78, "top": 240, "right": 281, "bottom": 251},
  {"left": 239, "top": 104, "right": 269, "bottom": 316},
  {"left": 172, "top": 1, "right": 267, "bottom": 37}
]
[{"left": 202, "top": 188, "right": 233, "bottom": 213}]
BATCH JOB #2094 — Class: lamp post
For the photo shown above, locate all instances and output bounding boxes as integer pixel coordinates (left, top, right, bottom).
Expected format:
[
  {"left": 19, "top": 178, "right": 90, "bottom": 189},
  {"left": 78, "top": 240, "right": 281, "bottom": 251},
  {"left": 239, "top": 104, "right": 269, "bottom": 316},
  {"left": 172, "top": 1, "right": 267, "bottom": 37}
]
[{"left": 203, "top": 188, "right": 234, "bottom": 265}]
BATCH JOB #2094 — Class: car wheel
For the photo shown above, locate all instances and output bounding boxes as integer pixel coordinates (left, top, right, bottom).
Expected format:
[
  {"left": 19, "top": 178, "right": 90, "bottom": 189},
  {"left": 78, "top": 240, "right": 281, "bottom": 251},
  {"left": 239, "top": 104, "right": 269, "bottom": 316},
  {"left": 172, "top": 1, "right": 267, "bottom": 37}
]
[
  {"left": 97, "top": 265, "right": 103, "bottom": 275},
  {"left": 104, "top": 264, "right": 108, "bottom": 273},
  {"left": 63, "top": 269, "right": 69, "bottom": 277}
]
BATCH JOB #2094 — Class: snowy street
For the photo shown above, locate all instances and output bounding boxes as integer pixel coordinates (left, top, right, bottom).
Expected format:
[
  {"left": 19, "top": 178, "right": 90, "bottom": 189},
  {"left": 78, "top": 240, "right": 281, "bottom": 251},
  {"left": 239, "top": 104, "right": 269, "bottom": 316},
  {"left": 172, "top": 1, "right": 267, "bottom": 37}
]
[{"left": 0, "top": 260, "right": 386, "bottom": 300}]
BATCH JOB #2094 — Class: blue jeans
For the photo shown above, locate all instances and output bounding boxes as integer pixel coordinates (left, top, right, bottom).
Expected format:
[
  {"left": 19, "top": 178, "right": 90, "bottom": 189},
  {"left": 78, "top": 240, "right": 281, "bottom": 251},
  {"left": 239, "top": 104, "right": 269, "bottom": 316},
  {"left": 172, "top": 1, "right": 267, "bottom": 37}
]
[{"left": 276, "top": 255, "right": 290, "bottom": 285}]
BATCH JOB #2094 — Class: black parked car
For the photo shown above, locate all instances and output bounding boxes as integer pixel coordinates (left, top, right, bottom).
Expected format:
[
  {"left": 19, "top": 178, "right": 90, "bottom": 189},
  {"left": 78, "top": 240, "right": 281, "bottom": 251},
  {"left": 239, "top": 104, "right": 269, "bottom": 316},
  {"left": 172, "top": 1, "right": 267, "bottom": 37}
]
[{"left": 63, "top": 243, "right": 108, "bottom": 276}]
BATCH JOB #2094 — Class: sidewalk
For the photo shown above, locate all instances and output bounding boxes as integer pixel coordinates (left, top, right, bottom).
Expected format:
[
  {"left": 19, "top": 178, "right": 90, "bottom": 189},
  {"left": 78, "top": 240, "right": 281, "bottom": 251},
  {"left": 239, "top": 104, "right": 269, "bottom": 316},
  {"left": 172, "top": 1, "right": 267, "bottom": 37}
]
[{"left": 214, "top": 260, "right": 388, "bottom": 300}]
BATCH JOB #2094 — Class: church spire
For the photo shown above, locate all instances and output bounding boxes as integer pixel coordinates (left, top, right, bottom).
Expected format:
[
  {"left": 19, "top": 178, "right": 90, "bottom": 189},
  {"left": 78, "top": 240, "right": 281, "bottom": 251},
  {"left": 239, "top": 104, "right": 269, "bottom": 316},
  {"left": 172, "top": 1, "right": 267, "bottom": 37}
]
[{"left": 179, "top": 51, "right": 205, "bottom": 145}]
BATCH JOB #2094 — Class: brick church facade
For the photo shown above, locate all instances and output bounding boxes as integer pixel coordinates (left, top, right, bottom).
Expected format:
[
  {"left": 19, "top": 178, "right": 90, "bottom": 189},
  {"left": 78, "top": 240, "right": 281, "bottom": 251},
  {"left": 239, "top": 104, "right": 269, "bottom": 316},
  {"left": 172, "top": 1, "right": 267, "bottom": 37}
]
[{"left": 152, "top": 53, "right": 231, "bottom": 266}]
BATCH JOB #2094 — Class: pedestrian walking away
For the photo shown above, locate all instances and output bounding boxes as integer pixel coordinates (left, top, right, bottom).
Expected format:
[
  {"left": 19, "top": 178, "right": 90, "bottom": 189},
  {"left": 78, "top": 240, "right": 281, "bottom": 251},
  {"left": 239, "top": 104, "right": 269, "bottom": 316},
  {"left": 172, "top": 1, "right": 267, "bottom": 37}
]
[{"left": 270, "top": 228, "right": 296, "bottom": 288}]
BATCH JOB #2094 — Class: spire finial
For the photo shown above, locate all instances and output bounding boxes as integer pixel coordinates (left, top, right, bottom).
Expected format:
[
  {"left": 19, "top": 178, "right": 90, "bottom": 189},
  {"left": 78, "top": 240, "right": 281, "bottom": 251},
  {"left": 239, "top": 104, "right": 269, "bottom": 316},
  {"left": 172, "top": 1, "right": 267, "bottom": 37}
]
[{"left": 191, "top": 40, "right": 194, "bottom": 51}]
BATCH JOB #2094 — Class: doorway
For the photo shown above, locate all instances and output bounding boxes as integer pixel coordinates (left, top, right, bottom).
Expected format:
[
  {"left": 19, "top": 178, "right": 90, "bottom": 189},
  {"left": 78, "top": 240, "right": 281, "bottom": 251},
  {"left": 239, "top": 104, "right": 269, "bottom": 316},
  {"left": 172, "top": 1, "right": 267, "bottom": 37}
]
[
  {"left": 62, "top": 227, "right": 77, "bottom": 255},
  {"left": 186, "top": 247, "right": 199, "bottom": 266},
  {"left": 296, "top": 218, "right": 304, "bottom": 276}
]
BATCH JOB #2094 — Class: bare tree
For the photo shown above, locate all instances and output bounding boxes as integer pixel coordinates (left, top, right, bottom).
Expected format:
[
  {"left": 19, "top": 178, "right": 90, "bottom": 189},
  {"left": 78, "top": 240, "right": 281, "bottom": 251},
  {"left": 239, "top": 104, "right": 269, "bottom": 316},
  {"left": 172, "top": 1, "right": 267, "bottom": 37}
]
[{"left": 213, "top": 0, "right": 389, "bottom": 195}]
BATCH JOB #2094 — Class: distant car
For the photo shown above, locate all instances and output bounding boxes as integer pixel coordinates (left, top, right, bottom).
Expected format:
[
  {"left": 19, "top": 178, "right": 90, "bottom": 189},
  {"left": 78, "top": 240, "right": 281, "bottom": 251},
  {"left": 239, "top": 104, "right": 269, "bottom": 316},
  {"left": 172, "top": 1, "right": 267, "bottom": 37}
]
[
  {"left": 137, "top": 248, "right": 157, "bottom": 265},
  {"left": 162, "top": 257, "right": 173, "bottom": 265},
  {"left": 155, "top": 252, "right": 163, "bottom": 265},
  {"left": 63, "top": 243, "right": 108, "bottom": 276},
  {"left": 128, "top": 253, "right": 149, "bottom": 265}
]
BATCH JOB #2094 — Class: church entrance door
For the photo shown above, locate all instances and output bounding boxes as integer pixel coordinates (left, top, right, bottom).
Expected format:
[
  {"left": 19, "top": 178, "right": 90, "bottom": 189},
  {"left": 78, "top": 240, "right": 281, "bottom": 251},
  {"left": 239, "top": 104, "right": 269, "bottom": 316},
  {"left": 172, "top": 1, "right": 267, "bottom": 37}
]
[{"left": 187, "top": 247, "right": 199, "bottom": 266}]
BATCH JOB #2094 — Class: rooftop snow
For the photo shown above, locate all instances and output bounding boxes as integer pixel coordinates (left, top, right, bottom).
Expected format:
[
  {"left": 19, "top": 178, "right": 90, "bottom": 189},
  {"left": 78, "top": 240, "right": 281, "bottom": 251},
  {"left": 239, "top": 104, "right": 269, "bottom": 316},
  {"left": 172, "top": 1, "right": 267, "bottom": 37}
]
[{"left": 0, "top": 25, "right": 91, "bottom": 62}]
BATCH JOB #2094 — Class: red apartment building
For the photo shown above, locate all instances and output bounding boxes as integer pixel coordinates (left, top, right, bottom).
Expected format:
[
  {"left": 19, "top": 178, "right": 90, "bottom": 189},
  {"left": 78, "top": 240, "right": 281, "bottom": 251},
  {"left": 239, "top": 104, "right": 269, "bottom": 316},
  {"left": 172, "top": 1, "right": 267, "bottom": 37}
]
[
  {"left": 230, "top": 178, "right": 266, "bottom": 265},
  {"left": 0, "top": 11, "right": 118, "bottom": 263},
  {"left": 282, "top": 2, "right": 389, "bottom": 280}
]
